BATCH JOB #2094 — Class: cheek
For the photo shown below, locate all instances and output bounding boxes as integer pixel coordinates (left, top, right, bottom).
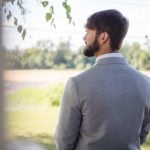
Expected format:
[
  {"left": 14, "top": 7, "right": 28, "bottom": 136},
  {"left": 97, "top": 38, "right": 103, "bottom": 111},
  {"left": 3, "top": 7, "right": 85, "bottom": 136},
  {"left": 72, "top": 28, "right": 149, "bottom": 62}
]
[{"left": 87, "top": 36, "right": 95, "bottom": 45}]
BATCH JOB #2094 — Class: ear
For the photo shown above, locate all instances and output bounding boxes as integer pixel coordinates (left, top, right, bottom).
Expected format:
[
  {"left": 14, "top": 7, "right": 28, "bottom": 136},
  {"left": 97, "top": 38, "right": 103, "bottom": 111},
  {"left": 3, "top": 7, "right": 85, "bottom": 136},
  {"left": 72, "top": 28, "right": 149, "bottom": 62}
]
[{"left": 98, "top": 32, "right": 109, "bottom": 44}]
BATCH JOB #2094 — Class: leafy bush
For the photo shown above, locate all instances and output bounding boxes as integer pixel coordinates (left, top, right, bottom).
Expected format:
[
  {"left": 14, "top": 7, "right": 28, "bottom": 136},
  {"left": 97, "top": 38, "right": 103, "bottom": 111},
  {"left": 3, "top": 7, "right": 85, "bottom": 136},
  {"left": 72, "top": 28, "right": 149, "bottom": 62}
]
[
  {"left": 45, "top": 83, "right": 64, "bottom": 106},
  {"left": 6, "top": 83, "right": 64, "bottom": 107}
]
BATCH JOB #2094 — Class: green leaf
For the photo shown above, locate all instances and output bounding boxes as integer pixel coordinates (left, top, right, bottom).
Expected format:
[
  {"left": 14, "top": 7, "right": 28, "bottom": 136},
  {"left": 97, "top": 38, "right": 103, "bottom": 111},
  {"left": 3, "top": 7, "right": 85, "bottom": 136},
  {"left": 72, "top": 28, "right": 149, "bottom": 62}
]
[
  {"left": 17, "top": 25, "right": 22, "bottom": 33},
  {"left": 46, "top": 13, "right": 52, "bottom": 21},
  {"left": 41, "top": 1, "right": 49, "bottom": 7},
  {"left": 66, "top": 12, "right": 70, "bottom": 19},
  {"left": 14, "top": 17, "right": 18, "bottom": 26},
  {"left": 51, "top": 18, "right": 54, "bottom": 25},
  {"left": 62, "top": 1, "right": 73, "bottom": 24},
  {"left": 50, "top": 6, "right": 54, "bottom": 14},
  {"left": 62, "top": 2, "right": 67, "bottom": 9},
  {"left": 69, "top": 17, "right": 72, "bottom": 24},
  {"left": 66, "top": 5, "right": 71, "bottom": 13},
  {"left": 7, "top": 11, "right": 12, "bottom": 21},
  {"left": 22, "top": 29, "right": 26, "bottom": 40}
]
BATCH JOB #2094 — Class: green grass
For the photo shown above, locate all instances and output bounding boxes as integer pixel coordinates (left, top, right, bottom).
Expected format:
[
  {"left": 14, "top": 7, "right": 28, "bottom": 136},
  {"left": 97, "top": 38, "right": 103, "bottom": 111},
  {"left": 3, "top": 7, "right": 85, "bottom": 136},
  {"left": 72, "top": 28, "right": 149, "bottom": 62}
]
[
  {"left": 5, "top": 84, "right": 64, "bottom": 149},
  {"left": 6, "top": 107, "right": 60, "bottom": 150}
]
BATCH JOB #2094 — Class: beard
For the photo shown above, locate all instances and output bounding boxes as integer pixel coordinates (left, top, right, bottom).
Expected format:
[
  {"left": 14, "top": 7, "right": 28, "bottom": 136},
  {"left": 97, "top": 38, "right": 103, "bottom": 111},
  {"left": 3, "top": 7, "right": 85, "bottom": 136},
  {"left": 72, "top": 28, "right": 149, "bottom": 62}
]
[{"left": 83, "top": 37, "right": 100, "bottom": 57}]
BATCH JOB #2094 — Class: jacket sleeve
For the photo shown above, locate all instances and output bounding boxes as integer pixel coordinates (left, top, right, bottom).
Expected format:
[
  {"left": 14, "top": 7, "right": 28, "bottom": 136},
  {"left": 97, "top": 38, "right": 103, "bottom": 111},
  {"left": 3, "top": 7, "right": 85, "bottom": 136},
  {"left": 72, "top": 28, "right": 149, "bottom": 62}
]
[
  {"left": 55, "top": 78, "right": 81, "bottom": 150},
  {"left": 140, "top": 75, "right": 150, "bottom": 144},
  {"left": 140, "top": 109, "right": 150, "bottom": 144}
]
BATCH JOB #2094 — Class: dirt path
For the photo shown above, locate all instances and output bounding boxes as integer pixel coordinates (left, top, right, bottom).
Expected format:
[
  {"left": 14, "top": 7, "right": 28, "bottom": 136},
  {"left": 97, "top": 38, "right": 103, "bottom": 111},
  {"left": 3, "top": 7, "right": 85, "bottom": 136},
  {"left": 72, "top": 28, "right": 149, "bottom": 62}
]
[
  {"left": 4, "top": 70, "right": 150, "bottom": 82},
  {"left": 3, "top": 70, "right": 81, "bottom": 82},
  {"left": 3, "top": 69, "right": 150, "bottom": 93},
  {"left": 3, "top": 70, "right": 81, "bottom": 93}
]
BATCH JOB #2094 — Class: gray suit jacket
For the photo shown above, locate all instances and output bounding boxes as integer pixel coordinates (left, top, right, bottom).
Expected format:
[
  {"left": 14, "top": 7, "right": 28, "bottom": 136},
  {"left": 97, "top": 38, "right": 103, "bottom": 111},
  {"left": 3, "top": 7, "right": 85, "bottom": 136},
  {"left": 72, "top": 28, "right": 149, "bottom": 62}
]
[{"left": 55, "top": 57, "right": 150, "bottom": 150}]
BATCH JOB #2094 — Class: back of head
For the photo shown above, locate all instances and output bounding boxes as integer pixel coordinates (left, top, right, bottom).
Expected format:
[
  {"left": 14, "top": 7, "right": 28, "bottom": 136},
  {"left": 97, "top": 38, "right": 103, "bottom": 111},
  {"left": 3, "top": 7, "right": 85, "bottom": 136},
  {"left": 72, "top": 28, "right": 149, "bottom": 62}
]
[{"left": 85, "top": 9, "right": 129, "bottom": 51}]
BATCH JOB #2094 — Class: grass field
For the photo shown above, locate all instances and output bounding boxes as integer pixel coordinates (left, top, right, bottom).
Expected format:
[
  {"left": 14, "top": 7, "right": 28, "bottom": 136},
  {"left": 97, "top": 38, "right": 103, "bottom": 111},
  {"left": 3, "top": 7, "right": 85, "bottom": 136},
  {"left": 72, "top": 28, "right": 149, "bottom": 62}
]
[{"left": 6, "top": 106, "right": 59, "bottom": 150}]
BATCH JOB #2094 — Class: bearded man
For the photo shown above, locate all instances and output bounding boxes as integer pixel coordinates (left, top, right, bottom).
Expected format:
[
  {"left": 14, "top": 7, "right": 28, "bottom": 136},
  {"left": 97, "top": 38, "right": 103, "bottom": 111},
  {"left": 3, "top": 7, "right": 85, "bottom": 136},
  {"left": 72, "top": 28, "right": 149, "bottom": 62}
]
[{"left": 55, "top": 9, "right": 150, "bottom": 150}]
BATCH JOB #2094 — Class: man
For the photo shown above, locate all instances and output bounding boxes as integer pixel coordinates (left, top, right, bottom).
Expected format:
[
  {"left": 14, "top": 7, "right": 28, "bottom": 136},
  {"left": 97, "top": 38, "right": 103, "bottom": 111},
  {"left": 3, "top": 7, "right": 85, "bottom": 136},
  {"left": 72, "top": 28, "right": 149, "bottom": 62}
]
[{"left": 55, "top": 9, "right": 150, "bottom": 150}]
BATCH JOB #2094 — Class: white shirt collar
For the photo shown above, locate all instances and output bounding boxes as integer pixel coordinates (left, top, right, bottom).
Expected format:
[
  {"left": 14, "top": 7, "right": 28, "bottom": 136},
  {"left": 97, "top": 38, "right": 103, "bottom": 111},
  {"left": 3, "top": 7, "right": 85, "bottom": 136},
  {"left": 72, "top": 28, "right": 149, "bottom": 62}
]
[{"left": 95, "top": 53, "right": 123, "bottom": 63}]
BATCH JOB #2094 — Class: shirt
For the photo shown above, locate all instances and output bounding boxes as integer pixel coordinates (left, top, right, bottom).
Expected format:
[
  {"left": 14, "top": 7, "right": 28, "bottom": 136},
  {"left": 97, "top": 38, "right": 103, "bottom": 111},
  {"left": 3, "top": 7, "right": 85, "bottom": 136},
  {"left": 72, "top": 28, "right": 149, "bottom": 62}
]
[{"left": 95, "top": 53, "right": 123, "bottom": 64}]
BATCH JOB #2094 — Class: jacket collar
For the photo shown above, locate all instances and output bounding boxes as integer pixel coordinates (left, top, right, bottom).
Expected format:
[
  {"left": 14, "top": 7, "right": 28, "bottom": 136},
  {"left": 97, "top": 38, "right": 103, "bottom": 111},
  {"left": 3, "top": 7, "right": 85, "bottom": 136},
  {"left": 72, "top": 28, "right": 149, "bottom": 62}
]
[{"left": 95, "top": 57, "right": 129, "bottom": 66}]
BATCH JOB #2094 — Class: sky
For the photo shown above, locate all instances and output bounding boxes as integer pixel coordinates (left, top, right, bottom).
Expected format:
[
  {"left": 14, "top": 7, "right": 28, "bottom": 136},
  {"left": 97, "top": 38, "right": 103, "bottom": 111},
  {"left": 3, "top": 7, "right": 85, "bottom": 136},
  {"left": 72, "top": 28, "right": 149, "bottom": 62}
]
[{"left": 2, "top": 0, "right": 150, "bottom": 50}]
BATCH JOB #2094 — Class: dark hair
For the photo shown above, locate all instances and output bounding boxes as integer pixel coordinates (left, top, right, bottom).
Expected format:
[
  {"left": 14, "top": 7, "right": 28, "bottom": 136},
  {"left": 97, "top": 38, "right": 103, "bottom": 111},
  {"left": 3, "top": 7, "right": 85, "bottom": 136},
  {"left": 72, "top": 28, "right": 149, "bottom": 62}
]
[{"left": 85, "top": 9, "right": 129, "bottom": 50}]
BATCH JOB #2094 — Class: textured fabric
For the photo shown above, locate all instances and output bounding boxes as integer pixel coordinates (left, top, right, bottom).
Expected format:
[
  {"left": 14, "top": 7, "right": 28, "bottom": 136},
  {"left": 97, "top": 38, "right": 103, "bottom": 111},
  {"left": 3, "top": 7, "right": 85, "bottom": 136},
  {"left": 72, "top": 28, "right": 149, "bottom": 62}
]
[{"left": 55, "top": 57, "right": 150, "bottom": 150}]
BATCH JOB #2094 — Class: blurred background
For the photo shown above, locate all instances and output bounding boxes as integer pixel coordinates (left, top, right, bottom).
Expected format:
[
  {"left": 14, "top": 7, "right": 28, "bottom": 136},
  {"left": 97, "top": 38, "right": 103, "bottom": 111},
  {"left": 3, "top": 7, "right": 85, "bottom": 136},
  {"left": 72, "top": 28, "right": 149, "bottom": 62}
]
[{"left": 1, "top": 0, "right": 150, "bottom": 150}]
